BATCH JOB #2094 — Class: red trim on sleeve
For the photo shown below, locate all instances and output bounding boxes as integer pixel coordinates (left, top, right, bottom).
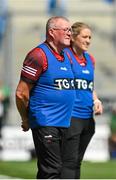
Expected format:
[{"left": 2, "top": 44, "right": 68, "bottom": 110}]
[{"left": 21, "top": 47, "right": 48, "bottom": 83}]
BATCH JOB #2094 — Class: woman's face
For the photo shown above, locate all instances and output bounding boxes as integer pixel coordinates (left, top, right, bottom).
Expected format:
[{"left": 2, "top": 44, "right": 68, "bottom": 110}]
[{"left": 72, "top": 28, "right": 92, "bottom": 52}]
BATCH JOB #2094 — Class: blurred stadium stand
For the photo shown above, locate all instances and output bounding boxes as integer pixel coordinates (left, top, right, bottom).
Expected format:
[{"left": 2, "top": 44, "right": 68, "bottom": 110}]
[{"left": 0, "top": 0, "right": 116, "bottom": 161}]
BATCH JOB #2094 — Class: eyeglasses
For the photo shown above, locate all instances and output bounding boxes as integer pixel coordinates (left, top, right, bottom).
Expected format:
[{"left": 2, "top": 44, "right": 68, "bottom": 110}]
[{"left": 53, "top": 27, "right": 72, "bottom": 33}]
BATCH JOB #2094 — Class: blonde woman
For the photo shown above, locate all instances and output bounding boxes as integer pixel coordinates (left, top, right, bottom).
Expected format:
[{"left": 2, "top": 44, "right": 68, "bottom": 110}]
[{"left": 61, "top": 22, "right": 103, "bottom": 179}]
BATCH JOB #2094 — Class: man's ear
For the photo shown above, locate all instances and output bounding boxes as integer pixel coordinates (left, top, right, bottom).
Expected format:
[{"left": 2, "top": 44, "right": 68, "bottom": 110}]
[{"left": 48, "top": 29, "right": 54, "bottom": 38}]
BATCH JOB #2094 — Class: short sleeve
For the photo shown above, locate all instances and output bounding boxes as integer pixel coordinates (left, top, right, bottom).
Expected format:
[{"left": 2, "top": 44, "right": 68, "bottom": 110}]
[{"left": 21, "top": 47, "right": 47, "bottom": 83}]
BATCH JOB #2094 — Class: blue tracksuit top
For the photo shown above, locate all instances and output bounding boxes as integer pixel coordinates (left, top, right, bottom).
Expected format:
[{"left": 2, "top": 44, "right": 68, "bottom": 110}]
[
  {"left": 64, "top": 48, "right": 94, "bottom": 119},
  {"left": 28, "top": 43, "right": 75, "bottom": 128}
]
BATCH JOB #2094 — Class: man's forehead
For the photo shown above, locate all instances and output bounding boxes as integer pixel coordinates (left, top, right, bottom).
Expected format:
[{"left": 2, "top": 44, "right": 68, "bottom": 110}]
[{"left": 55, "top": 19, "right": 70, "bottom": 27}]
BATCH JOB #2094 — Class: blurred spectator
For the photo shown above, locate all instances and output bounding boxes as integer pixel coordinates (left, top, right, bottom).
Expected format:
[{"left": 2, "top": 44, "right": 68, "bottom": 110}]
[
  {"left": 47, "top": 0, "right": 66, "bottom": 16},
  {"left": 104, "top": 0, "right": 115, "bottom": 4},
  {"left": 0, "top": 0, "right": 8, "bottom": 49},
  {"left": 0, "top": 81, "right": 10, "bottom": 149},
  {"left": 108, "top": 104, "right": 116, "bottom": 159}
]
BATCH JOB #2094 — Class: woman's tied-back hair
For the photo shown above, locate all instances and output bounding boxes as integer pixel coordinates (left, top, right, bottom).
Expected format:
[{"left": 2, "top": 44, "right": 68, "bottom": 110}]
[{"left": 71, "top": 22, "right": 91, "bottom": 37}]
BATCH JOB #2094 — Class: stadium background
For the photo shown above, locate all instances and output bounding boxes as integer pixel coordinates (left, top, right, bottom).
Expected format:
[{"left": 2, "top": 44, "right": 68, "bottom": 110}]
[{"left": 0, "top": 0, "right": 116, "bottom": 178}]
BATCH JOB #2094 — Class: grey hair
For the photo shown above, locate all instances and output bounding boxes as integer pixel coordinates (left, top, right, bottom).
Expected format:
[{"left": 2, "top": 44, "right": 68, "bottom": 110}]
[{"left": 46, "top": 16, "right": 70, "bottom": 32}]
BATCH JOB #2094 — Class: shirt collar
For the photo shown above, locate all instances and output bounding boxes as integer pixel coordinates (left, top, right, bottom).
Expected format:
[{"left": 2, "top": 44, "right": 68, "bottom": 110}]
[{"left": 45, "top": 41, "right": 64, "bottom": 61}]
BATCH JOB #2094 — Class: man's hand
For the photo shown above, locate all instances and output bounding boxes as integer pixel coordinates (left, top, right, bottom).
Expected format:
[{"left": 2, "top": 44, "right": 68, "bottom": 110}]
[
  {"left": 21, "top": 119, "right": 30, "bottom": 132},
  {"left": 94, "top": 99, "right": 103, "bottom": 115}
]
